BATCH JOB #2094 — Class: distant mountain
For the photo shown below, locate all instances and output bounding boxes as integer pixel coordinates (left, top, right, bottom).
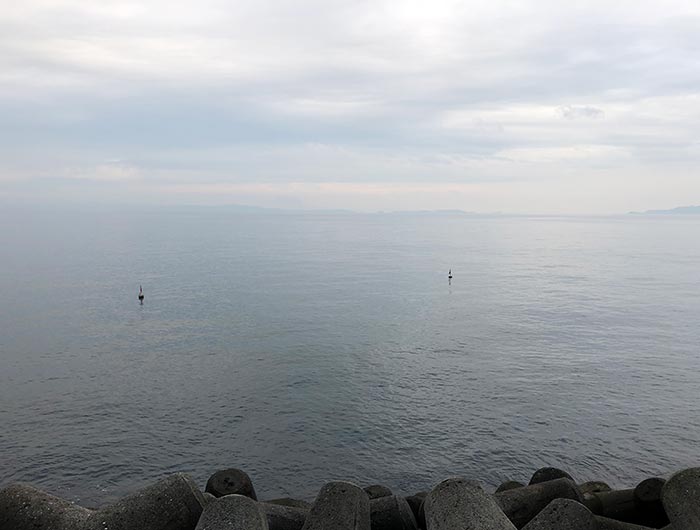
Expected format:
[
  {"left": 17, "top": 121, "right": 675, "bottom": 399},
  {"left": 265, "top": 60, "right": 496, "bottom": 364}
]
[
  {"left": 173, "top": 204, "right": 355, "bottom": 215},
  {"left": 173, "top": 204, "right": 486, "bottom": 216},
  {"left": 630, "top": 205, "right": 700, "bottom": 215},
  {"left": 380, "top": 209, "right": 477, "bottom": 216}
]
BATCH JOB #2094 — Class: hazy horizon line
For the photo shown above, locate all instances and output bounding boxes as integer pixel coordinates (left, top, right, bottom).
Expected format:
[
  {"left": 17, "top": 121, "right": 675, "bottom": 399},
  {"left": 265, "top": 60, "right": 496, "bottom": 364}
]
[{"left": 2, "top": 200, "right": 699, "bottom": 218}]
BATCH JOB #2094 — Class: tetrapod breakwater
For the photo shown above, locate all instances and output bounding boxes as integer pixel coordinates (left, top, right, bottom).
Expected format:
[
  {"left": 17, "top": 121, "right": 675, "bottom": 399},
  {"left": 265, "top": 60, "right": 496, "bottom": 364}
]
[{"left": 2, "top": 465, "right": 699, "bottom": 529}]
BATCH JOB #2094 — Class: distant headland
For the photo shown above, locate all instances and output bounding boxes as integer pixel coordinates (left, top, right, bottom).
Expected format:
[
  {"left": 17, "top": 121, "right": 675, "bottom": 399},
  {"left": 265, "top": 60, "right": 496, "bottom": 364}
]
[{"left": 629, "top": 205, "right": 700, "bottom": 215}]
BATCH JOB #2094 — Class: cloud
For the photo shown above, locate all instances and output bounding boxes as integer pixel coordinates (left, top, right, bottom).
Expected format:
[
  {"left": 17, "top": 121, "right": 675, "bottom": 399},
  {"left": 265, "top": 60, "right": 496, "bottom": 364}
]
[
  {"left": 61, "top": 162, "right": 143, "bottom": 182},
  {"left": 497, "top": 145, "right": 625, "bottom": 164},
  {"left": 1, "top": 0, "right": 700, "bottom": 212},
  {"left": 558, "top": 106, "right": 605, "bottom": 120}
]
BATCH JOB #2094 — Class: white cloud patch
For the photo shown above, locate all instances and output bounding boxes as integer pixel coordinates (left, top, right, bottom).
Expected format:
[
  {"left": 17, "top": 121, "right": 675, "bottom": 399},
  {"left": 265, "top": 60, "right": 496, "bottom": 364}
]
[
  {"left": 558, "top": 106, "right": 605, "bottom": 120},
  {"left": 67, "top": 162, "right": 144, "bottom": 182},
  {"left": 497, "top": 145, "right": 627, "bottom": 164}
]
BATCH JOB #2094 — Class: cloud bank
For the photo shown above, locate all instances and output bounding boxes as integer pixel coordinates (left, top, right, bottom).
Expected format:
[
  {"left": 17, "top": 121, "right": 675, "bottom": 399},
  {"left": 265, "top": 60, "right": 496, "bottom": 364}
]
[{"left": 1, "top": 0, "right": 699, "bottom": 212}]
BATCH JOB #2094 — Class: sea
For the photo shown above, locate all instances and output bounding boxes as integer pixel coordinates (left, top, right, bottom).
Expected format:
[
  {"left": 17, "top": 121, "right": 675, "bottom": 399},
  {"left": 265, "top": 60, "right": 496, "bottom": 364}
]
[{"left": 0, "top": 208, "right": 699, "bottom": 507}]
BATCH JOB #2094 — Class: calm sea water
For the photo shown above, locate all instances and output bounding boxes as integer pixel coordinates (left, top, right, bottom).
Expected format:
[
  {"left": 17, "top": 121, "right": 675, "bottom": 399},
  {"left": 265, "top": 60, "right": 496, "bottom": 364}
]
[{"left": 1, "top": 210, "right": 699, "bottom": 507}]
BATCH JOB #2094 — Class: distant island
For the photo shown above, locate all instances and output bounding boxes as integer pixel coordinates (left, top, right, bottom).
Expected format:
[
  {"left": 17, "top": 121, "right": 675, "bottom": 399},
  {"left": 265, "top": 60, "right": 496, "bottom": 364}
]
[
  {"left": 629, "top": 205, "right": 700, "bottom": 215},
  {"left": 174, "top": 204, "right": 486, "bottom": 216},
  {"left": 379, "top": 209, "right": 477, "bottom": 215}
]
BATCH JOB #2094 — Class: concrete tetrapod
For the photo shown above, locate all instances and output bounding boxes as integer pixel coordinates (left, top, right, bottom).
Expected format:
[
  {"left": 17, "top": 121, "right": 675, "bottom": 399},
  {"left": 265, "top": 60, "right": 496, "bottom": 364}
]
[
  {"left": 261, "top": 502, "right": 308, "bottom": 530},
  {"left": 528, "top": 467, "right": 574, "bottom": 485},
  {"left": 83, "top": 473, "right": 205, "bottom": 530},
  {"left": 301, "top": 481, "right": 370, "bottom": 530},
  {"left": 424, "top": 478, "right": 516, "bottom": 530},
  {"left": 595, "top": 517, "right": 656, "bottom": 530},
  {"left": 583, "top": 489, "right": 637, "bottom": 522},
  {"left": 495, "top": 482, "right": 525, "bottom": 494},
  {"left": 494, "top": 477, "right": 584, "bottom": 529},
  {"left": 633, "top": 478, "right": 667, "bottom": 527},
  {"left": 661, "top": 467, "right": 700, "bottom": 530},
  {"left": 364, "top": 485, "right": 393, "bottom": 500},
  {"left": 404, "top": 492, "right": 426, "bottom": 528},
  {"left": 196, "top": 494, "right": 269, "bottom": 530},
  {"left": 370, "top": 496, "right": 418, "bottom": 530},
  {"left": 263, "top": 499, "right": 312, "bottom": 510},
  {"left": 206, "top": 469, "right": 258, "bottom": 500},
  {"left": 0, "top": 483, "right": 92, "bottom": 530},
  {"left": 417, "top": 498, "right": 427, "bottom": 530},
  {"left": 579, "top": 482, "right": 611, "bottom": 495},
  {"left": 520, "top": 499, "right": 596, "bottom": 530}
]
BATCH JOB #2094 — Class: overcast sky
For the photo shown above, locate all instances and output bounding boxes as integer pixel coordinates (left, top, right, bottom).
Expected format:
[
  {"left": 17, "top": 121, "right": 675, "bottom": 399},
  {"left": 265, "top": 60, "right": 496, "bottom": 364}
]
[{"left": 1, "top": 0, "right": 699, "bottom": 213}]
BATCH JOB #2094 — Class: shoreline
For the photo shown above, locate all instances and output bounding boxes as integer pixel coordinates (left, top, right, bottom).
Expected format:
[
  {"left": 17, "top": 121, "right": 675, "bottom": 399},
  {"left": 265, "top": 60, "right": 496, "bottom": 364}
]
[{"left": 2, "top": 465, "right": 695, "bottom": 529}]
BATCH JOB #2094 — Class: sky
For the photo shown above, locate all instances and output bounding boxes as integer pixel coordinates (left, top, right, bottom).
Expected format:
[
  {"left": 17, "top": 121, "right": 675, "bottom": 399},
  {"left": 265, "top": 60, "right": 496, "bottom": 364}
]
[{"left": 1, "top": 0, "right": 699, "bottom": 213}]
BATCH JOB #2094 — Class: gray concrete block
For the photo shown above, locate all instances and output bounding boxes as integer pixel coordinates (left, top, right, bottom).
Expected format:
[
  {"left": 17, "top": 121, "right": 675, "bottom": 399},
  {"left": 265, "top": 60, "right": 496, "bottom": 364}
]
[
  {"left": 302, "top": 481, "right": 370, "bottom": 530},
  {"left": 634, "top": 478, "right": 665, "bottom": 506},
  {"left": 595, "top": 516, "right": 656, "bottom": 530},
  {"left": 661, "top": 467, "right": 700, "bottom": 530},
  {"left": 521, "top": 499, "right": 596, "bottom": 530},
  {"left": 404, "top": 493, "right": 426, "bottom": 528},
  {"left": 417, "top": 498, "right": 426, "bottom": 530},
  {"left": 261, "top": 502, "right": 308, "bottom": 530},
  {"left": 633, "top": 477, "right": 667, "bottom": 527},
  {"left": 579, "top": 481, "right": 611, "bottom": 495},
  {"left": 206, "top": 469, "right": 258, "bottom": 500},
  {"left": 529, "top": 467, "right": 574, "bottom": 485},
  {"left": 84, "top": 473, "right": 205, "bottom": 530},
  {"left": 196, "top": 494, "right": 269, "bottom": 530},
  {"left": 496, "top": 482, "right": 525, "bottom": 494},
  {"left": 263, "top": 499, "right": 312, "bottom": 510},
  {"left": 583, "top": 489, "right": 636, "bottom": 522},
  {"left": 495, "top": 477, "right": 583, "bottom": 528},
  {"left": 0, "top": 483, "right": 92, "bottom": 530},
  {"left": 365, "top": 486, "right": 393, "bottom": 500},
  {"left": 424, "top": 477, "right": 516, "bottom": 530},
  {"left": 370, "top": 496, "right": 417, "bottom": 530}
]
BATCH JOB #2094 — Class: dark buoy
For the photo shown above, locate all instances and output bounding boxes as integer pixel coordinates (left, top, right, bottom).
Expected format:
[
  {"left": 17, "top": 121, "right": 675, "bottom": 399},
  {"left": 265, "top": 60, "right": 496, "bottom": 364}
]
[
  {"left": 448, "top": 269, "right": 452, "bottom": 284},
  {"left": 138, "top": 285, "right": 144, "bottom": 305}
]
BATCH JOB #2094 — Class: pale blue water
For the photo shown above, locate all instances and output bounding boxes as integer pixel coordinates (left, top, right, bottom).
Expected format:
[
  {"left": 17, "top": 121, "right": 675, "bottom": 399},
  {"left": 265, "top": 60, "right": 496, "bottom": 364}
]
[{"left": 1, "top": 210, "right": 699, "bottom": 507}]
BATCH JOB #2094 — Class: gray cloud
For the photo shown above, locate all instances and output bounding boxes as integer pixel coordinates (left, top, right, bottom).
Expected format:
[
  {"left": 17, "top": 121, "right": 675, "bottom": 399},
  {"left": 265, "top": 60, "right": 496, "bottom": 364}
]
[
  {"left": 1, "top": 0, "right": 700, "bottom": 212},
  {"left": 558, "top": 106, "right": 605, "bottom": 120}
]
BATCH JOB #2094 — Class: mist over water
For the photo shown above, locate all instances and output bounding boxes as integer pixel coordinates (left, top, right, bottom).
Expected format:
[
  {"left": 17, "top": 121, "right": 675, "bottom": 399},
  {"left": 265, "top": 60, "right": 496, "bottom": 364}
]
[{"left": 1, "top": 210, "right": 699, "bottom": 507}]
